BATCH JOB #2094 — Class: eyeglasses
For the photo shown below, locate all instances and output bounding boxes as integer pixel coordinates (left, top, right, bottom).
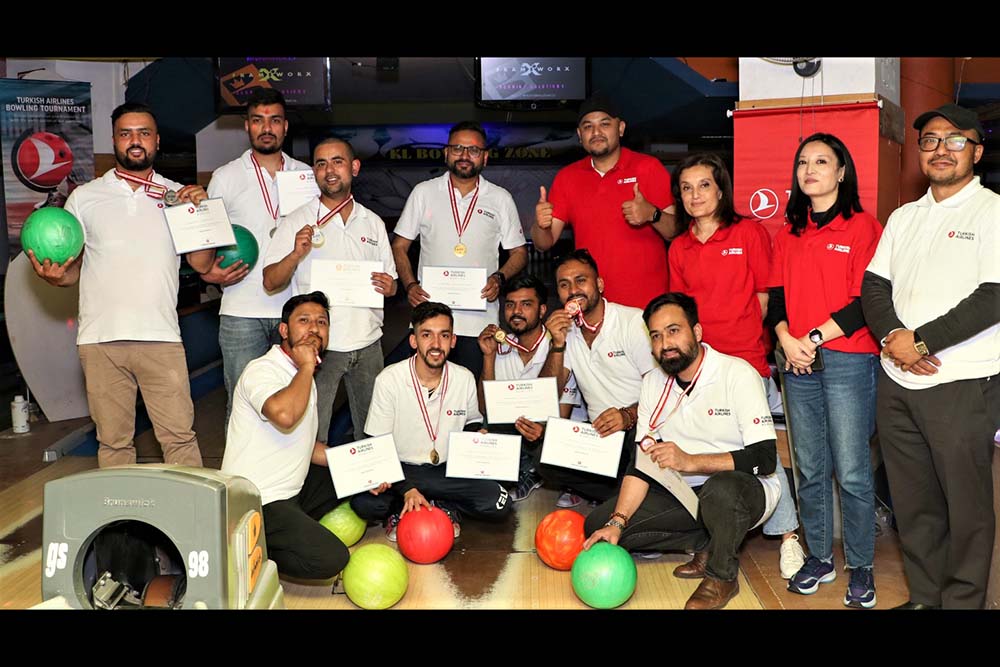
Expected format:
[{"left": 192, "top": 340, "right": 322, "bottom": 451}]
[
  {"left": 446, "top": 144, "right": 486, "bottom": 158},
  {"left": 917, "top": 135, "right": 980, "bottom": 152}
]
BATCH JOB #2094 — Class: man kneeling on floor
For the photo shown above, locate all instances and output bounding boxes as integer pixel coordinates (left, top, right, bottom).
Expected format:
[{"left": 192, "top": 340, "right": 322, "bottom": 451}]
[
  {"left": 221, "top": 291, "right": 349, "bottom": 580},
  {"left": 583, "top": 292, "right": 780, "bottom": 610},
  {"left": 352, "top": 301, "right": 512, "bottom": 539}
]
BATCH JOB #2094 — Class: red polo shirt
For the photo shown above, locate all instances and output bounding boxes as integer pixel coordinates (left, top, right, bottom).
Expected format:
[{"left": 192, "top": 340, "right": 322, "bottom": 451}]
[
  {"left": 668, "top": 218, "right": 772, "bottom": 377},
  {"left": 549, "top": 147, "right": 673, "bottom": 308},
  {"left": 768, "top": 211, "right": 882, "bottom": 355}
]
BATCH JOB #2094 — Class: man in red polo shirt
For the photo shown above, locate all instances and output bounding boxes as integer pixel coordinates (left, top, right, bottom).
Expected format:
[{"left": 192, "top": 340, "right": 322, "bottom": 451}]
[{"left": 532, "top": 95, "right": 677, "bottom": 309}]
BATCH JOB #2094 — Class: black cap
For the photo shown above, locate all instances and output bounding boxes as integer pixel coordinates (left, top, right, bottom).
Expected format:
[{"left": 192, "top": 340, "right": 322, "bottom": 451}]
[
  {"left": 913, "top": 103, "right": 985, "bottom": 141},
  {"left": 577, "top": 94, "right": 621, "bottom": 125}
]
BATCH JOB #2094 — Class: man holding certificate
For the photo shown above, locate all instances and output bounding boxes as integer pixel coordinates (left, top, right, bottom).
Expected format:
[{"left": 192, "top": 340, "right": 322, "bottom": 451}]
[
  {"left": 352, "top": 302, "right": 512, "bottom": 540},
  {"left": 583, "top": 293, "right": 780, "bottom": 610},
  {"left": 537, "top": 249, "right": 657, "bottom": 506},
  {"left": 263, "top": 138, "right": 397, "bottom": 446},
  {"left": 190, "top": 88, "right": 312, "bottom": 422},
  {"left": 221, "top": 292, "right": 350, "bottom": 580},
  {"left": 391, "top": 121, "right": 527, "bottom": 378},
  {"left": 29, "top": 102, "right": 211, "bottom": 468}
]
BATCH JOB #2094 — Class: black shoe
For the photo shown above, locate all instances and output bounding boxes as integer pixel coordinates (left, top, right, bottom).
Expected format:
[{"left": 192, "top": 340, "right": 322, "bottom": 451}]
[{"left": 893, "top": 600, "right": 940, "bottom": 610}]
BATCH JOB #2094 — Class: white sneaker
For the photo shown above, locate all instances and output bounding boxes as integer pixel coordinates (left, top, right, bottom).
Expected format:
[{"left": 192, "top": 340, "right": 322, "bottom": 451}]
[
  {"left": 556, "top": 491, "right": 583, "bottom": 508},
  {"left": 779, "top": 534, "right": 806, "bottom": 579}
]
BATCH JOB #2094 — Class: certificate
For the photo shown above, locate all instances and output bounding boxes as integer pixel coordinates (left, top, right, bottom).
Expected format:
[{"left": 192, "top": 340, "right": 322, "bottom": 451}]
[
  {"left": 325, "top": 434, "right": 405, "bottom": 498},
  {"left": 421, "top": 266, "right": 487, "bottom": 311},
  {"left": 310, "top": 259, "right": 384, "bottom": 309},
  {"left": 276, "top": 170, "right": 320, "bottom": 216},
  {"left": 445, "top": 432, "right": 520, "bottom": 482},
  {"left": 540, "top": 417, "right": 624, "bottom": 478},
  {"left": 162, "top": 198, "right": 237, "bottom": 254},
  {"left": 634, "top": 444, "right": 700, "bottom": 519},
  {"left": 483, "top": 377, "right": 560, "bottom": 424}
]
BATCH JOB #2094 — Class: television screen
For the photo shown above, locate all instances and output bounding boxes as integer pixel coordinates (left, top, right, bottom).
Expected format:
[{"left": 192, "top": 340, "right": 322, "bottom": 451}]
[
  {"left": 215, "top": 57, "right": 331, "bottom": 113},
  {"left": 476, "top": 57, "right": 588, "bottom": 110}
]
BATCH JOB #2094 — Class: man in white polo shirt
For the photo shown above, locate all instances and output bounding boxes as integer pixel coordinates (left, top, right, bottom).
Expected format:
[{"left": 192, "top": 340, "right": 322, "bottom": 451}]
[
  {"left": 539, "top": 249, "right": 657, "bottom": 506},
  {"left": 28, "top": 102, "right": 212, "bottom": 468},
  {"left": 191, "top": 88, "right": 312, "bottom": 422},
  {"left": 262, "top": 138, "right": 396, "bottom": 447},
  {"left": 352, "top": 302, "right": 512, "bottom": 540},
  {"left": 583, "top": 292, "right": 780, "bottom": 610},
  {"left": 221, "top": 292, "right": 349, "bottom": 580},
  {"left": 862, "top": 103, "right": 1000, "bottom": 610},
  {"left": 391, "top": 121, "right": 527, "bottom": 378}
]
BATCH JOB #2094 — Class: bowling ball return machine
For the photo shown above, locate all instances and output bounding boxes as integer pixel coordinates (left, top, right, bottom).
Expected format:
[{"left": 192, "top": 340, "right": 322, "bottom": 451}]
[{"left": 41, "top": 466, "right": 284, "bottom": 609}]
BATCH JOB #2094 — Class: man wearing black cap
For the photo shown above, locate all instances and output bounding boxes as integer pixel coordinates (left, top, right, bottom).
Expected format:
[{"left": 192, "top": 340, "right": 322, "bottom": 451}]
[
  {"left": 531, "top": 95, "right": 677, "bottom": 310},
  {"left": 862, "top": 103, "right": 1000, "bottom": 609}
]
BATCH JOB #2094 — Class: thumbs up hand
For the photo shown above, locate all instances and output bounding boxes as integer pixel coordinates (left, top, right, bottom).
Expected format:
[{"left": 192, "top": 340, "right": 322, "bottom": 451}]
[
  {"left": 622, "top": 183, "right": 657, "bottom": 227},
  {"left": 535, "top": 185, "right": 554, "bottom": 229}
]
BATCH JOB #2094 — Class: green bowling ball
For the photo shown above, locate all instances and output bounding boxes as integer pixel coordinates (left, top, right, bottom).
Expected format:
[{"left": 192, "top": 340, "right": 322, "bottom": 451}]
[
  {"left": 342, "top": 544, "right": 409, "bottom": 610},
  {"left": 216, "top": 224, "right": 259, "bottom": 271},
  {"left": 571, "top": 542, "right": 637, "bottom": 609},
  {"left": 319, "top": 502, "right": 367, "bottom": 547},
  {"left": 21, "top": 207, "right": 84, "bottom": 265}
]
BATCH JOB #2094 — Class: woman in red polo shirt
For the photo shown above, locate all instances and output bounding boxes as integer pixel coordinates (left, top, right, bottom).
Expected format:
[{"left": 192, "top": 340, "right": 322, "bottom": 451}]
[
  {"left": 767, "top": 133, "right": 882, "bottom": 608},
  {"left": 667, "top": 153, "right": 804, "bottom": 580}
]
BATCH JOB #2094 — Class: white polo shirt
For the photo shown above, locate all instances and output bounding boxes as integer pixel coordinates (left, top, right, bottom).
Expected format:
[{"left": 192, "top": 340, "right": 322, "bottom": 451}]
[
  {"left": 263, "top": 197, "right": 397, "bottom": 353},
  {"left": 636, "top": 344, "right": 780, "bottom": 527},
  {"left": 364, "top": 358, "right": 482, "bottom": 465},
  {"left": 64, "top": 169, "right": 183, "bottom": 345},
  {"left": 559, "top": 373, "right": 590, "bottom": 422},
  {"left": 221, "top": 345, "right": 318, "bottom": 505},
  {"left": 867, "top": 177, "right": 1000, "bottom": 390},
  {"left": 207, "top": 150, "right": 311, "bottom": 318},
  {"left": 493, "top": 330, "right": 552, "bottom": 380},
  {"left": 563, "top": 301, "right": 657, "bottom": 421},
  {"left": 394, "top": 173, "right": 526, "bottom": 337}
]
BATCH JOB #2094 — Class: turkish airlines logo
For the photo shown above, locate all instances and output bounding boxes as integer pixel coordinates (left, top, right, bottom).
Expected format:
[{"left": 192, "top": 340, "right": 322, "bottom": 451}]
[
  {"left": 750, "top": 189, "right": 780, "bottom": 219},
  {"left": 826, "top": 243, "right": 851, "bottom": 254},
  {"left": 607, "top": 350, "right": 626, "bottom": 358},
  {"left": 188, "top": 207, "right": 195, "bottom": 214},
  {"left": 350, "top": 447, "right": 357, "bottom": 455},
  {"left": 443, "top": 270, "right": 449, "bottom": 277},
  {"left": 360, "top": 236, "right": 378, "bottom": 246},
  {"left": 708, "top": 407, "right": 732, "bottom": 416},
  {"left": 617, "top": 176, "right": 637, "bottom": 185},
  {"left": 508, "top": 384, "right": 515, "bottom": 390},
  {"left": 949, "top": 230, "right": 975, "bottom": 241},
  {"left": 572, "top": 426, "right": 580, "bottom": 433},
  {"left": 446, "top": 409, "right": 467, "bottom": 416},
  {"left": 299, "top": 173, "right": 308, "bottom": 181},
  {"left": 721, "top": 247, "right": 743, "bottom": 256}
]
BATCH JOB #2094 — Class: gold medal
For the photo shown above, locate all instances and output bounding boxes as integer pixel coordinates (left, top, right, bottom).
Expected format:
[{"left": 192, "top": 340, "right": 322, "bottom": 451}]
[
  {"left": 430, "top": 448, "right": 440, "bottom": 465},
  {"left": 565, "top": 301, "right": 581, "bottom": 316},
  {"left": 453, "top": 243, "right": 467, "bottom": 257},
  {"left": 311, "top": 227, "right": 325, "bottom": 247},
  {"left": 493, "top": 329, "right": 507, "bottom": 344},
  {"left": 639, "top": 435, "right": 657, "bottom": 452}
]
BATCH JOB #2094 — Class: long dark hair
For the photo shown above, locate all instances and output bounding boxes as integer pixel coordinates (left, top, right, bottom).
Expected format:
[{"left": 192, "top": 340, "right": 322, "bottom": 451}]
[
  {"left": 671, "top": 153, "right": 742, "bottom": 234},
  {"left": 785, "top": 133, "right": 863, "bottom": 236}
]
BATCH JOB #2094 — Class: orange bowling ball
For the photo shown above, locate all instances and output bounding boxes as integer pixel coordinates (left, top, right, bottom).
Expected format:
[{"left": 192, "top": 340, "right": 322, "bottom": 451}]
[{"left": 535, "top": 509, "right": 586, "bottom": 570}]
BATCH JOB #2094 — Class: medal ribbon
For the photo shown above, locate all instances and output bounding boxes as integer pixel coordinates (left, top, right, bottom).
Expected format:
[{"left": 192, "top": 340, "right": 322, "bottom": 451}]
[
  {"left": 409, "top": 356, "right": 450, "bottom": 446},
  {"left": 250, "top": 153, "right": 285, "bottom": 221},
  {"left": 315, "top": 195, "right": 354, "bottom": 229},
  {"left": 571, "top": 297, "right": 606, "bottom": 333},
  {"left": 447, "top": 176, "right": 480, "bottom": 245},
  {"left": 646, "top": 345, "right": 708, "bottom": 436},
  {"left": 114, "top": 169, "right": 167, "bottom": 200},
  {"left": 504, "top": 326, "right": 549, "bottom": 354}
]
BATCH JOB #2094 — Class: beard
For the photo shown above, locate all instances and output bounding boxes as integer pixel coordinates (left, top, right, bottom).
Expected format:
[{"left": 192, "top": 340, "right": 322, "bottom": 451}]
[
  {"left": 658, "top": 341, "right": 699, "bottom": 376},
  {"left": 251, "top": 132, "right": 282, "bottom": 155},
  {"left": 420, "top": 347, "right": 448, "bottom": 369},
  {"left": 507, "top": 314, "right": 540, "bottom": 335},
  {"left": 115, "top": 145, "right": 155, "bottom": 172},
  {"left": 447, "top": 159, "right": 483, "bottom": 179},
  {"left": 318, "top": 180, "right": 350, "bottom": 199}
]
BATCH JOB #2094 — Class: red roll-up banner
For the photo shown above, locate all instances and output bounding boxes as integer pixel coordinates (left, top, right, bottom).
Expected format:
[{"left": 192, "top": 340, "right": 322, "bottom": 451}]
[{"left": 733, "top": 102, "right": 881, "bottom": 240}]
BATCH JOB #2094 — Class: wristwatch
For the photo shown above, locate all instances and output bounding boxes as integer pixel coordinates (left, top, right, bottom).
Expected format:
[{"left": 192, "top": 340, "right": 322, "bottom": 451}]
[
  {"left": 808, "top": 328, "right": 824, "bottom": 345},
  {"left": 913, "top": 330, "right": 929, "bottom": 356},
  {"left": 650, "top": 207, "right": 662, "bottom": 224}
]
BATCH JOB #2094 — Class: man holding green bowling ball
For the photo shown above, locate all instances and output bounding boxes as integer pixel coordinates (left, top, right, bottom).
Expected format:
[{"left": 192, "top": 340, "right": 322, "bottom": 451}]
[
  {"left": 28, "top": 102, "right": 217, "bottom": 468},
  {"left": 583, "top": 293, "right": 781, "bottom": 610}
]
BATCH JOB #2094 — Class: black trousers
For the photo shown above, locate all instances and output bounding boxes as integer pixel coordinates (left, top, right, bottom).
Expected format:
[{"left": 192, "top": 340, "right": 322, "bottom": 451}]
[
  {"left": 261, "top": 464, "right": 350, "bottom": 580},
  {"left": 877, "top": 370, "right": 999, "bottom": 609},
  {"left": 350, "top": 462, "right": 512, "bottom": 523},
  {"left": 534, "top": 426, "right": 636, "bottom": 503},
  {"left": 584, "top": 471, "right": 766, "bottom": 581}
]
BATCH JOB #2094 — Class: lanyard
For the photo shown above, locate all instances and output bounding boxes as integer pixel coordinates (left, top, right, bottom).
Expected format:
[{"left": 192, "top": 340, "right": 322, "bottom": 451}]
[
  {"left": 249, "top": 152, "right": 285, "bottom": 221},
  {"left": 114, "top": 169, "right": 166, "bottom": 200},
  {"left": 447, "top": 176, "right": 479, "bottom": 243},
  {"left": 567, "top": 298, "right": 605, "bottom": 333},
  {"left": 409, "top": 356, "right": 450, "bottom": 449},
  {"left": 314, "top": 195, "right": 354, "bottom": 229},
  {"left": 640, "top": 347, "right": 707, "bottom": 450}
]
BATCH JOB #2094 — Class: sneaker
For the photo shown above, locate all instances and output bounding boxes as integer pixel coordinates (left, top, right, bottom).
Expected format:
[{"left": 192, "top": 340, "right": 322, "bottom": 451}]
[
  {"left": 556, "top": 491, "right": 583, "bottom": 508},
  {"left": 431, "top": 502, "right": 462, "bottom": 539},
  {"left": 787, "top": 555, "right": 836, "bottom": 595},
  {"left": 510, "top": 469, "right": 543, "bottom": 502},
  {"left": 844, "top": 567, "right": 877, "bottom": 609},
  {"left": 384, "top": 513, "right": 400, "bottom": 542},
  {"left": 779, "top": 534, "right": 806, "bottom": 579}
]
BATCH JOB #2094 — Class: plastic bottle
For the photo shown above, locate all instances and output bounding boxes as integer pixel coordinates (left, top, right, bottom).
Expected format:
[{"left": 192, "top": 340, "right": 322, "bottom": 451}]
[{"left": 12, "top": 395, "right": 30, "bottom": 434}]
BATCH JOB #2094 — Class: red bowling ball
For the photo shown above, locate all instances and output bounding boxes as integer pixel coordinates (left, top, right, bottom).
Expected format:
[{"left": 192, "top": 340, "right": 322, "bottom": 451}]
[
  {"left": 396, "top": 507, "right": 454, "bottom": 564},
  {"left": 535, "top": 509, "right": 586, "bottom": 571}
]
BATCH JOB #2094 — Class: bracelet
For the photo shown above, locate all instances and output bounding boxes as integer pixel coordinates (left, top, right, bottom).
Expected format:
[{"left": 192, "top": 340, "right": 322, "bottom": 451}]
[
  {"left": 605, "top": 518, "right": 626, "bottom": 531},
  {"left": 405, "top": 281, "right": 420, "bottom": 292},
  {"left": 609, "top": 511, "right": 629, "bottom": 527},
  {"left": 489, "top": 271, "right": 506, "bottom": 286},
  {"left": 618, "top": 406, "right": 635, "bottom": 430}
]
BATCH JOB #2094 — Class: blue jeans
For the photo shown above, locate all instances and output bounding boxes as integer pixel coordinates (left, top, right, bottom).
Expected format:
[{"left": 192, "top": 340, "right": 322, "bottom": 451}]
[
  {"left": 760, "top": 377, "right": 800, "bottom": 537},
  {"left": 220, "top": 315, "right": 282, "bottom": 423},
  {"left": 313, "top": 340, "right": 384, "bottom": 444},
  {"left": 785, "top": 348, "right": 877, "bottom": 569}
]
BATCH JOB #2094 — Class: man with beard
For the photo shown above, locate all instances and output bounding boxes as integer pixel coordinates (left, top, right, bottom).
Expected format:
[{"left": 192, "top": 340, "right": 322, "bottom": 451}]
[
  {"left": 531, "top": 95, "right": 677, "bottom": 309},
  {"left": 583, "top": 292, "right": 780, "bottom": 610},
  {"left": 190, "top": 88, "right": 312, "bottom": 422},
  {"left": 262, "top": 138, "right": 396, "bottom": 446},
  {"left": 352, "top": 302, "right": 512, "bottom": 540},
  {"left": 29, "top": 102, "right": 211, "bottom": 468},
  {"left": 392, "top": 121, "right": 527, "bottom": 378},
  {"left": 862, "top": 104, "right": 1000, "bottom": 609},
  {"left": 538, "top": 249, "right": 657, "bottom": 506},
  {"left": 221, "top": 292, "right": 349, "bottom": 580}
]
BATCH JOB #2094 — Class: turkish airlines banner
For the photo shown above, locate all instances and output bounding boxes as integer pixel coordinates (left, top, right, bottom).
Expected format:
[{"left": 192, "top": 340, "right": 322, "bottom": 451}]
[
  {"left": 0, "top": 79, "right": 94, "bottom": 270},
  {"left": 733, "top": 102, "right": 880, "bottom": 239}
]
